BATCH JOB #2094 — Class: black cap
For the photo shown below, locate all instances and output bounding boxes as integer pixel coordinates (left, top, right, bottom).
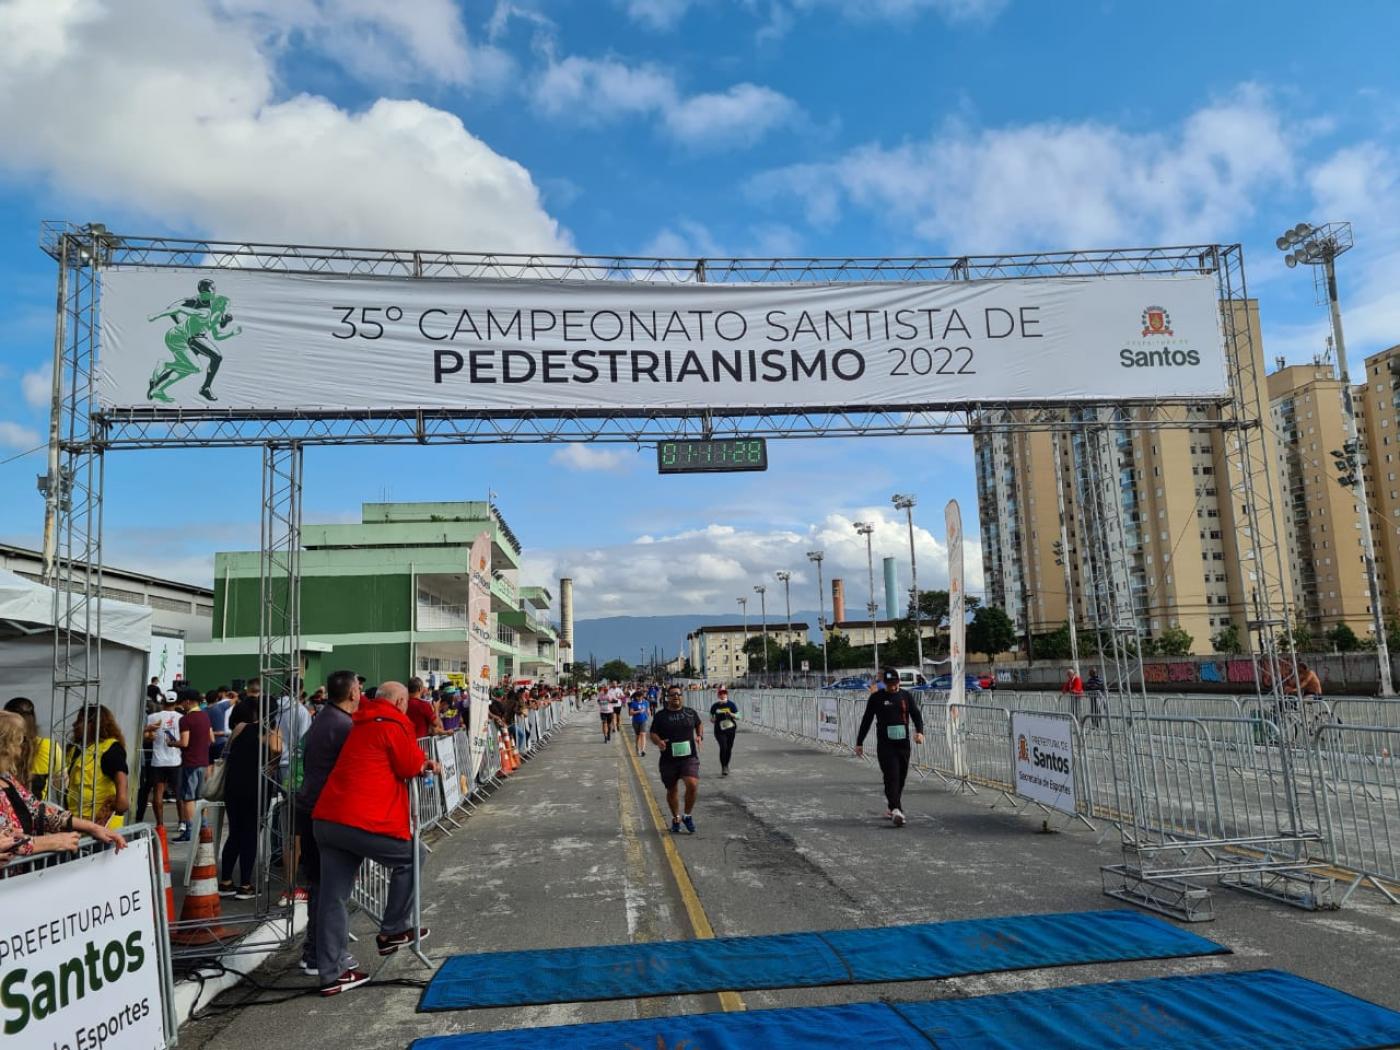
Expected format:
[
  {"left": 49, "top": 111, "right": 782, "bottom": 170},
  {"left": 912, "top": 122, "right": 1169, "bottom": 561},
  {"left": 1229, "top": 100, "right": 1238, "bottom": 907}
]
[{"left": 881, "top": 668, "right": 900, "bottom": 683}]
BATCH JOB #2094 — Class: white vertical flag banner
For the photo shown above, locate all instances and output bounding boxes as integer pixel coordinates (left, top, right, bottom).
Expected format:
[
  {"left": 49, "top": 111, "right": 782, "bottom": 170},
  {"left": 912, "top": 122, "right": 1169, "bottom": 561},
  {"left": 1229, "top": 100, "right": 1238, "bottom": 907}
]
[
  {"left": 945, "top": 499, "right": 967, "bottom": 779},
  {"left": 466, "top": 530, "right": 494, "bottom": 779}
]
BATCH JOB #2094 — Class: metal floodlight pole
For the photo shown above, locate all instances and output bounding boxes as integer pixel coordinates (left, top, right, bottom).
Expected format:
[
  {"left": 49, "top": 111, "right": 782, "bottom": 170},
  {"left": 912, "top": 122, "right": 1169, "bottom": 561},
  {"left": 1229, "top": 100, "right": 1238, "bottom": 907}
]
[
  {"left": 737, "top": 596, "right": 748, "bottom": 679},
  {"left": 893, "top": 494, "right": 923, "bottom": 672},
  {"left": 1279, "top": 221, "right": 1392, "bottom": 696},
  {"left": 754, "top": 585, "right": 769, "bottom": 676},
  {"left": 776, "top": 570, "right": 794, "bottom": 680},
  {"left": 854, "top": 522, "right": 878, "bottom": 676},
  {"left": 807, "top": 550, "right": 828, "bottom": 680}
]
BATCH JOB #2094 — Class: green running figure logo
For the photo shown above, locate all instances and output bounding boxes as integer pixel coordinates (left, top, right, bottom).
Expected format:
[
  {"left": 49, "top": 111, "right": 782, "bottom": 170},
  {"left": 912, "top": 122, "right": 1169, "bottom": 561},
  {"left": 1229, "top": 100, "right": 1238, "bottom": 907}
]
[{"left": 145, "top": 278, "right": 242, "bottom": 403}]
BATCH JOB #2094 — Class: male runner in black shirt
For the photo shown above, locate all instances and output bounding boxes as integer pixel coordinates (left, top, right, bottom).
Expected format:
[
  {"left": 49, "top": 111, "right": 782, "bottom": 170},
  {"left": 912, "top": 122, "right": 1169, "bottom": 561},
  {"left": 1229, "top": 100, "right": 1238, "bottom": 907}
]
[
  {"left": 855, "top": 667, "right": 925, "bottom": 827},
  {"left": 649, "top": 685, "right": 704, "bottom": 833}
]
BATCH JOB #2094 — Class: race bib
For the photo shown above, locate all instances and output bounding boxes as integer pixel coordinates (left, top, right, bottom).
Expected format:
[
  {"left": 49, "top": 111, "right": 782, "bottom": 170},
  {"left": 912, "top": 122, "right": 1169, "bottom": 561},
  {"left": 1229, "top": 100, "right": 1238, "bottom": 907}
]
[
  {"left": 719, "top": 719, "right": 735, "bottom": 731},
  {"left": 669, "top": 740, "right": 693, "bottom": 758},
  {"left": 885, "top": 724, "right": 908, "bottom": 741}
]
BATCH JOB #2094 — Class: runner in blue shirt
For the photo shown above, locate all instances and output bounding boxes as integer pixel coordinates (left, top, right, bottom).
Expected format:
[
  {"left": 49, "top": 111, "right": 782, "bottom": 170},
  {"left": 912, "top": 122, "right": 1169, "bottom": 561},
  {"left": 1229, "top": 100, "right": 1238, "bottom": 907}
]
[{"left": 628, "top": 691, "right": 652, "bottom": 756}]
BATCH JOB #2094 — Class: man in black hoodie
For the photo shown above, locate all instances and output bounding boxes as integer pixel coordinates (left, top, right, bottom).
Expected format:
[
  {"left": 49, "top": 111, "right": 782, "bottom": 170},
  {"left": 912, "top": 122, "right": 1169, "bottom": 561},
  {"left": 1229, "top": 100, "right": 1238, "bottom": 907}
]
[{"left": 854, "top": 667, "right": 925, "bottom": 827}]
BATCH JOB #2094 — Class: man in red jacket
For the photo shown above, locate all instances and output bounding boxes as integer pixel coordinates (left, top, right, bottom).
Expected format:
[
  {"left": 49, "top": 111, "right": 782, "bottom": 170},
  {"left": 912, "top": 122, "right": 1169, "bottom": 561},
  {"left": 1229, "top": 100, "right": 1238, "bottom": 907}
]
[{"left": 312, "top": 680, "right": 440, "bottom": 997}]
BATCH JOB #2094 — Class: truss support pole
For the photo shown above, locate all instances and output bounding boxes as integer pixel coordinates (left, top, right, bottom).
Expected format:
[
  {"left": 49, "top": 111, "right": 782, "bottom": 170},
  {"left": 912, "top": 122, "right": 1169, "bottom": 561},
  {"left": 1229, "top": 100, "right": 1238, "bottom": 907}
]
[
  {"left": 257, "top": 441, "right": 303, "bottom": 907},
  {"left": 49, "top": 227, "right": 106, "bottom": 810}
]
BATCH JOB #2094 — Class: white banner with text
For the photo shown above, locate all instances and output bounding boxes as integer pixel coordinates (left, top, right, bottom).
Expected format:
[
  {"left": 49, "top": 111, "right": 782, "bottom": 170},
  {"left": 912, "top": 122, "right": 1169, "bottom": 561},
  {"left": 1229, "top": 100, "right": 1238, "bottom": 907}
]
[
  {"left": 0, "top": 840, "right": 165, "bottom": 1050},
  {"left": 1012, "top": 712, "right": 1076, "bottom": 814},
  {"left": 99, "top": 269, "right": 1228, "bottom": 411}
]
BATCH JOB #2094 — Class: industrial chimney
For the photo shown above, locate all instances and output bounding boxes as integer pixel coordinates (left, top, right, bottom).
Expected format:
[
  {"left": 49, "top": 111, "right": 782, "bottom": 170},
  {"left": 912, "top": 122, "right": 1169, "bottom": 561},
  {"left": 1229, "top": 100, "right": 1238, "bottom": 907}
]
[
  {"left": 559, "top": 577, "right": 574, "bottom": 666},
  {"left": 882, "top": 556, "right": 899, "bottom": 621},
  {"left": 831, "top": 578, "right": 846, "bottom": 624}
]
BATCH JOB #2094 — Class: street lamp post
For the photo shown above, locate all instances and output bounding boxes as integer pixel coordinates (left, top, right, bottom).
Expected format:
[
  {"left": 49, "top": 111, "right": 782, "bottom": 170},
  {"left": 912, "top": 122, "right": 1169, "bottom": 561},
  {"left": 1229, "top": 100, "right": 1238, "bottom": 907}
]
[
  {"left": 1278, "top": 221, "right": 1392, "bottom": 697},
  {"left": 776, "top": 571, "right": 794, "bottom": 681},
  {"left": 737, "top": 596, "right": 748, "bottom": 681},
  {"left": 806, "top": 550, "right": 828, "bottom": 680},
  {"left": 854, "top": 521, "right": 879, "bottom": 678},
  {"left": 754, "top": 584, "right": 769, "bottom": 677},
  {"left": 892, "top": 494, "right": 923, "bottom": 674}
]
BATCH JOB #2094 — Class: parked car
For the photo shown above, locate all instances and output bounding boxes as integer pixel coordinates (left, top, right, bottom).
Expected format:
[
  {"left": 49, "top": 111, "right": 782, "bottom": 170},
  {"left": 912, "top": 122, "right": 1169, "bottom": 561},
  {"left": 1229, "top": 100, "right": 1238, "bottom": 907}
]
[
  {"left": 929, "top": 673, "right": 984, "bottom": 693},
  {"left": 828, "top": 675, "right": 871, "bottom": 691},
  {"left": 977, "top": 673, "right": 996, "bottom": 691}
]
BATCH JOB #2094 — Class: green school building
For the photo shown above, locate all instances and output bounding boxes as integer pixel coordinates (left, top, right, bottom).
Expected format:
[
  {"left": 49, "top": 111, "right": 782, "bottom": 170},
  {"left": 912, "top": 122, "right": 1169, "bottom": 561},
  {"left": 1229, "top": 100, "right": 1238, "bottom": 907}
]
[{"left": 186, "top": 502, "right": 559, "bottom": 690}]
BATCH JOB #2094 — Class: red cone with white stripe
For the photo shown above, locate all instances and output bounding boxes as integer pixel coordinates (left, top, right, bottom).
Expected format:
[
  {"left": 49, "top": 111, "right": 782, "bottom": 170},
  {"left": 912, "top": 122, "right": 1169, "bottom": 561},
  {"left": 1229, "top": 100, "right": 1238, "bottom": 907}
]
[{"left": 170, "top": 816, "right": 233, "bottom": 946}]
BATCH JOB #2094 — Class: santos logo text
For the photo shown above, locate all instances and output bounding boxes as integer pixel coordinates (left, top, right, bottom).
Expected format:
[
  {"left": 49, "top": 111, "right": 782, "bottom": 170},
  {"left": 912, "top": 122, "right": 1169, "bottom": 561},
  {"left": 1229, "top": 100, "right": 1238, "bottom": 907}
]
[
  {"left": 1030, "top": 747, "right": 1071, "bottom": 774},
  {"left": 1119, "top": 348, "right": 1201, "bottom": 368}
]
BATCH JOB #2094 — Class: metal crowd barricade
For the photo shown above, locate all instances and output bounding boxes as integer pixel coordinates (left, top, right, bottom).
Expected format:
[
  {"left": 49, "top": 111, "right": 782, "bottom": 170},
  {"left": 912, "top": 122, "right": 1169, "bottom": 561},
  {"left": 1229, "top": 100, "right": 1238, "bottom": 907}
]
[{"left": 1308, "top": 722, "right": 1400, "bottom": 902}]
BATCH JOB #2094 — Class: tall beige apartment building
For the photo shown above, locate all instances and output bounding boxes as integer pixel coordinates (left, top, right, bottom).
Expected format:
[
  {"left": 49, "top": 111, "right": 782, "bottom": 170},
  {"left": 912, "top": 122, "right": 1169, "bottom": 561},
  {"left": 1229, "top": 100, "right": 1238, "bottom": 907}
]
[
  {"left": 973, "top": 300, "right": 1291, "bottom": 655},
  {"left": 1356, "top": 344, "right": 1400, "bottom": 620},
  {"left": 1268, "top": 363, "right": 1374, "bottom": 638}
]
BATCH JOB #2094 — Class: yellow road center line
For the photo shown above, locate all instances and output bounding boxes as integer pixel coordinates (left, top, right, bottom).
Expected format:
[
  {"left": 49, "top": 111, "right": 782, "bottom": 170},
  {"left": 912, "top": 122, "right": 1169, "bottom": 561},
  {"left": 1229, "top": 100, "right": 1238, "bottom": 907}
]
[{"left": 625, "top": 738, "right": 747, "bottom": 1013}]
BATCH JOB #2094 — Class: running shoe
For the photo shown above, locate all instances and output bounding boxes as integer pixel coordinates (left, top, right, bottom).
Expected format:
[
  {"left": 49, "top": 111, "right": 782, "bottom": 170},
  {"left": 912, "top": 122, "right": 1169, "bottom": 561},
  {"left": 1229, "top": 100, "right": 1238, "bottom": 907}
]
[
  {"left": 234, "top": 885, "right": 256, "bottom": 900},
  {"left": 891, "top": 809, "right": 906, "bottom": 828},
  {"left": 277, "top": 887, "right": 311, "bottom": 906},
  {"left": 218, "top": 881, "right": 237, "bottom": 898},
  {"left": 721, "top": 768, "right": 729, "bottom": 776},
  {"left": 670, "top": 818, "right": 682, "bottom": 833},
  {"left": 376, "top": 927, "right": 430, "bottom": 956},
  {"left": 303, "top": 955, "right": 357, "bottom": 976},
  {"left": 320, "top": 968, "right": 370, "bottom": 997},
  {"left": 682, "top": 815, "right": 696, "bottom": 834}
]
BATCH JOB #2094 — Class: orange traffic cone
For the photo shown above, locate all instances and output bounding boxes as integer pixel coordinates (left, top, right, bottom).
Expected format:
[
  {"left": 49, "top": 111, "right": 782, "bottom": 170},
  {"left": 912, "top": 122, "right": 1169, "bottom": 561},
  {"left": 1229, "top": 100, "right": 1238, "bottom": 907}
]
[
  {"left": 497, "top": 728, "right": 516, "bottom": 774},
  {"left": 156, "top": 824, "right": 177, "bottom": 922},
  {"left": 170, "top": 816, "right": 233, "bottom": 946}
]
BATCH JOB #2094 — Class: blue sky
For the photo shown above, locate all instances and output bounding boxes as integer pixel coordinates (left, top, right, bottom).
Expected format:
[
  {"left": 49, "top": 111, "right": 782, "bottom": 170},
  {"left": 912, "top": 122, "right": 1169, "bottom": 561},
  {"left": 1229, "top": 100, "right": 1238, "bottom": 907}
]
[{"left": 1, "top": 0, "right": 1398, "bottom": 619}]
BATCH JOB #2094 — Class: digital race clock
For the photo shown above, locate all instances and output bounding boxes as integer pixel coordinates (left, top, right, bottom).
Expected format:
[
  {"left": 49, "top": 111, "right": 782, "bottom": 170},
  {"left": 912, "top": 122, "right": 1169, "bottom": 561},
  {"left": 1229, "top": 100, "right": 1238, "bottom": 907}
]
[{"left": 656, "top": 438, "right": 768, "bottom": 474}]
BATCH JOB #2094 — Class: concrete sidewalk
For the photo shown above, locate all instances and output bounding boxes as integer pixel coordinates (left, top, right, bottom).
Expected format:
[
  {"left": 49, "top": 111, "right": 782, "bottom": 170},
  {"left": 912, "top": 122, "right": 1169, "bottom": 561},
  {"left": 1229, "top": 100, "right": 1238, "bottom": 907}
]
[{"left": 183, "top": 712, "right": 1400, "bottom": 1048}]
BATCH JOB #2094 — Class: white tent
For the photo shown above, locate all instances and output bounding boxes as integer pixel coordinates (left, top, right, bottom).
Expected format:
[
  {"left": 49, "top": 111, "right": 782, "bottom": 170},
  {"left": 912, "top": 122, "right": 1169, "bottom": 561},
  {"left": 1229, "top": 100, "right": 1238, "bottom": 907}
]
[{"left": 0, "top": 569, "right": 153, "bottom": 748}]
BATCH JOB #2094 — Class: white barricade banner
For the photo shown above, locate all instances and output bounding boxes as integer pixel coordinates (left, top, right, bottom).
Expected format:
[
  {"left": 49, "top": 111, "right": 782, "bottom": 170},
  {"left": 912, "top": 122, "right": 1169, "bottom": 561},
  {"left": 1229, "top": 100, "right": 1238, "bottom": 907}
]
[
  {"left": 1012, "top": 712, "right": 1076, "bottom": 814},
  {"left": 98, "top": 269, "right": 1228, "bottom": 411},
  {"left": 817, "top": 696, "right": 840, "bottom": 743},
  {"left": 467, "top": 530, "right": 494, "bottom": 780},
  {"left": 435, "top": 736, "right": 464, "bottom": 812},
  {"left": 0, "top": 839, "right": 165, "bottom": 1050}
]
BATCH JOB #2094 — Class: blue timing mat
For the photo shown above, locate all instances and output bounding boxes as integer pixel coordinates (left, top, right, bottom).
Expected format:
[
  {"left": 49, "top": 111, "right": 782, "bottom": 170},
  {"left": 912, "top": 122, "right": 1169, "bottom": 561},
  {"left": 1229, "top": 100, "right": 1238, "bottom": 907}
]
[
  {"left": 418, "top": 909, "right": 1225, "bottom": 1011},
  {"left": 410, "top": 970, "right": 1400, "bottom": 1050}
]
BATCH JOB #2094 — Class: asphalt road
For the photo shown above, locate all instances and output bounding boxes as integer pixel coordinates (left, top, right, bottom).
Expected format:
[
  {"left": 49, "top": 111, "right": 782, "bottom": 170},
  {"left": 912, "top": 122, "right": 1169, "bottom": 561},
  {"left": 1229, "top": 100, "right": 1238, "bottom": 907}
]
[{"left": 180, "top": 708, "right": 1400, "bottom": 1049}]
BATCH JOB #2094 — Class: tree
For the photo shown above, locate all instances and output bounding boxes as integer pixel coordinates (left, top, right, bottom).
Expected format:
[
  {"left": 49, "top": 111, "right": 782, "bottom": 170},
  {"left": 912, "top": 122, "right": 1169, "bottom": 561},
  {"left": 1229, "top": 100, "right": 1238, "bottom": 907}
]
[
  {"left": 742, "top": 634, "right": 785, "bottom": 671},
  {"left": 598, "top": 659, "right": 633, "bottom": 682},
  {"left": 1326, "top": 623, "right": 1361, "bottom": 653},
  {"left": 882, "top": 621, "right": 920, "bottom": 666},
  {"left": 909, "top": 589, "right": 950, "bottom": 627},
  {"left": 1211, "top": 623, "right": 1243, "bottom": 655},
  {"left": 1152, "top": 626, "right": 1194, "bottom": 657},
  {"left": 1284, "top": 615, "right": 1314, "bottom": 655},
  {"left": 966, "top": 606, "right": 1016, "bottom": 659},
  {"left": 1031, "top": 622, "right": 1074, "bottom": 661}
]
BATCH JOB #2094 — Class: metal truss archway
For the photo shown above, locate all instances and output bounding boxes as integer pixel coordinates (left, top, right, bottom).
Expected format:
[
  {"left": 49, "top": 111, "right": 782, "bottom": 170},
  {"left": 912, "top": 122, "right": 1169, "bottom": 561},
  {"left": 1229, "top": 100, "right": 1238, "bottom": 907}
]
[{"left": 40, "top": 220, "right": 1314, "bottom": 942}]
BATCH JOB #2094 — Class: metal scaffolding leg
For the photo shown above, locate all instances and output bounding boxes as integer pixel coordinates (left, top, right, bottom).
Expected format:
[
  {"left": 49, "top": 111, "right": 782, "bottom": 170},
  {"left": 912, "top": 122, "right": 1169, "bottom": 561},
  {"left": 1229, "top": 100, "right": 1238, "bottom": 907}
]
[{"left": 47, "top": 228, "right": 106, "bottom": 812}]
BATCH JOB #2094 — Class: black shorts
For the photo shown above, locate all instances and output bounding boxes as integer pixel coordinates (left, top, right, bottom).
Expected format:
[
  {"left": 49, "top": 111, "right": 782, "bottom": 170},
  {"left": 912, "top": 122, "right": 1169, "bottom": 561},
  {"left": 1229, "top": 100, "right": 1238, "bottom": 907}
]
[
  {"left": 150, "top": 765, "right": 179, "bottom": 790},
  {"left": 600, "top": 711, "right": 613, "bottom": 723},
  {"left": 659, "top": 756, "right": 701, "bottom": 788}
]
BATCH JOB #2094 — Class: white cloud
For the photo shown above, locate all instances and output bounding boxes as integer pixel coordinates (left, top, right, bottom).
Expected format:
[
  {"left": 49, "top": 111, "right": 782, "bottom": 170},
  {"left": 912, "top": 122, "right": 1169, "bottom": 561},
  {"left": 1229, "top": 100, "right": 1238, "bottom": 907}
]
[
  {"left": 214, "top": 0, "right": 511, "bottom": 89},
  {"left": 641, "top": 218, "right": 802, "bottom": 258},
  {"left": 749, "top": 88, "right": 1294, "bottom": 250},
  {"left": 0, "top": 421, "right": 42, "bottom": 450},
  {"left": 620, "top": 0, "right": 696, "bottom": 31},
  {"left": 663, "top": 83, "right": 797, "bottom": 147},
  {"left": 532, "top": 55, "right": 799, "bottom": 149},
  {"left": 21, "top": 364, "right": 51, "bottom": 410},
  {"left": 522, "top": 508, "right": 983, "bottom": 617},
  {"left": 549, "top": 444, "right": 633, "bottom": 471},
  {"left": 0, "top": 0, "right": 570, "bottom": 252}
]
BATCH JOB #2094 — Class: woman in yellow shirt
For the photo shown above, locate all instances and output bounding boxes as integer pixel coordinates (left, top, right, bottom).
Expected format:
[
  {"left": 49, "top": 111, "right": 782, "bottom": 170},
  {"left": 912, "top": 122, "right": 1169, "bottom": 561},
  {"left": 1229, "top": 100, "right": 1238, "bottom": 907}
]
[
  {"left": 4, "top": 697, "right": 53, "bottom": 796},
  {"left": 65, "top": 704, "right": 131, "bottom": 828}
]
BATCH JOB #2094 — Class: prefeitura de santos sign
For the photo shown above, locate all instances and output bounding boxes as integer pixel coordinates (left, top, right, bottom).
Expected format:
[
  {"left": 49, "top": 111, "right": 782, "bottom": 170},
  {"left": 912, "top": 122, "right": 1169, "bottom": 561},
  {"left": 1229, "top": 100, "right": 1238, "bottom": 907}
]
[{"left": 98, "top": 269, "right": 1228, "bottom": 412}]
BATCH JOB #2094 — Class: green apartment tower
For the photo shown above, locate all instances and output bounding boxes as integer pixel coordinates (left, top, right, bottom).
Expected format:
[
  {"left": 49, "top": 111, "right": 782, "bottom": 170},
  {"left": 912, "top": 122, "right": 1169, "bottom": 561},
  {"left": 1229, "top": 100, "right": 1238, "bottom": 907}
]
[{"left": 187, "top": 502, "right": 558, "bottom": 690}]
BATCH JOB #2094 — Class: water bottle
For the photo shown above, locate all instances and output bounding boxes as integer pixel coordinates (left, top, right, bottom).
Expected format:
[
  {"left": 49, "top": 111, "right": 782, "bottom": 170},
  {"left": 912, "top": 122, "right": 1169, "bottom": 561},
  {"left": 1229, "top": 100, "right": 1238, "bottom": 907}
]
[{"left": 423, "top": 769, "right": 435, "bottom": 793}]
